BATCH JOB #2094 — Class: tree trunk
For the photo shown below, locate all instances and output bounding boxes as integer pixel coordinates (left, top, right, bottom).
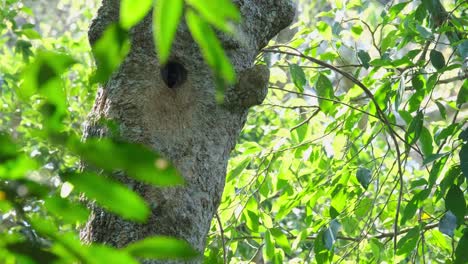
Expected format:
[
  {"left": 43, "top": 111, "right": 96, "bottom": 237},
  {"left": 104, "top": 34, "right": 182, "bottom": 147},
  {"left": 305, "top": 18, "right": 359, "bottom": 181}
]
[{"left": 80, "top": 0, "right": 294, "bottom": 262}]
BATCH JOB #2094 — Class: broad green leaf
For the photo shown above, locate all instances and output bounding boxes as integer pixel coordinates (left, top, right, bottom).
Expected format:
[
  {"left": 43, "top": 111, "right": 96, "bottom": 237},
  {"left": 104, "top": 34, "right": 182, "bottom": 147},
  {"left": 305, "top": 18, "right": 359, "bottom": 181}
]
[
  {"left": 265, "top": 230, "right": 275, "bottom": 261},
  {"left": 445, "top": 185, "right": 466, "bottom": 224},
  {"left": 153, "top": 0, "right": 183, "bottom": 64},
  {"left": 357, "top": 50, "right": 371, "bottom": 69},
  {"left": 19, "top": 50, "right": 75, "bottom": 100},
  {"left": 460, "top": 144, "right": 468, "bottom": 180},
  {"left": 186, "top": 9, "right": 235, "bottom": 97},
  {"left": 419, "top": 126, "right": 433, "bottom": 157},
  {"left": 455, "top": 229, "right": 468, "bottom": 264},
  {"left": 6, "top": 241, "right": 59, "bottom": 264},
  {"left": 435, "top": 101, "right": 447, "bottom": 119},
  {"left": 439, "top": 211, "right": 457, "bottom": 237},
  {"left": 323, "top": 219, "right": 340, "bottom": 250},
  {"left": 405, "top": 111, "right": 423, "bottom": 146},
  {"left": 68, "top": 136, "right": 184, "bottom": 186},
  {"left": 316, "top": 74, "right": 334, "bottom": 115},
  {"left": 356, "top": 167, "right": 371, "bottom": 189},
  {"left": 44, "top": 196, "right": 89, "bottom": 224},
  {"left": 91, "top": 23, "right": 130, "bottom": 83},
  {"left": 88, "top": 245, "right": 139, "bottom": 264},
  {"left": 124, "top": 236, "right": 198, "bottom": 259},
  {"left": 270, "top": 228, "right": 291, "bottom": 254},
  {"left": 430, "top": 49, "right": 445, "bottom": 70},
  {"left": 460, "top": 127, "right": 468, "bottom": 142},
  {"left": 457, "top": 80, "right": 468, "bottom": 106},
  {"left": 62, "top": 172, "right": 149, "bottom": 222},
  {"left": 186, "top": 0, "right": 240, "bottom": 32},
  {"left": 387, "top": 1, "right": 410, "bottom": 21},
  {"left": 396, "top": 227, "right": 419, "bottom": 256},
  {"left": 411, "top": 74, "right": 425, "bottom": 91},
  {"left": 289, "top": 64, "right": 306, "bottom": 93},
  {"left": 120, "top": 0, "right": 152, "bottom": 29}
]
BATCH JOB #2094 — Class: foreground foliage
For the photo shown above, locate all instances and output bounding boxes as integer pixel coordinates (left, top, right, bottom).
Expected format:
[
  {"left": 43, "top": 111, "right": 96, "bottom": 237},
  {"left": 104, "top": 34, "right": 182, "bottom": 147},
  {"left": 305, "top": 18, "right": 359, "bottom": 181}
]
[{"left": 0, "top": 0, "right": 467, "bottom": 263}]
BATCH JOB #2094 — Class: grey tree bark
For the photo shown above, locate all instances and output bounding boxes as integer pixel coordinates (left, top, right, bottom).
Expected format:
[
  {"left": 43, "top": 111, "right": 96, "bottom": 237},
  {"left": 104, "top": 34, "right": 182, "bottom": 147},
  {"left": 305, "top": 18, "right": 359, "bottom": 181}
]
[{"left": 80, "top": 1, "right": 294, "bottom": 263}]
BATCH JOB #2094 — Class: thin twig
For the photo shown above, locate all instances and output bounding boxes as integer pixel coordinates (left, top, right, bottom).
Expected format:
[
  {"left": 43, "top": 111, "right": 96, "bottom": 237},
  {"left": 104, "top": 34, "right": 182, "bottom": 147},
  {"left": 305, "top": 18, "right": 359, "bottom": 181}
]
[{"left": 215, "top": 213, "right": 227, "bottom": 264}]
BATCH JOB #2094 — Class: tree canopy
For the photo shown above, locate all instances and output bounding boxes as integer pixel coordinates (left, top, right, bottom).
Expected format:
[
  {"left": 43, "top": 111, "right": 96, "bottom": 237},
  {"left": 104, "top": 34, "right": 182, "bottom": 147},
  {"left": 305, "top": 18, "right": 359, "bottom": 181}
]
[{"left": 0, "top": 0, "right": 467, "bottom": 263}]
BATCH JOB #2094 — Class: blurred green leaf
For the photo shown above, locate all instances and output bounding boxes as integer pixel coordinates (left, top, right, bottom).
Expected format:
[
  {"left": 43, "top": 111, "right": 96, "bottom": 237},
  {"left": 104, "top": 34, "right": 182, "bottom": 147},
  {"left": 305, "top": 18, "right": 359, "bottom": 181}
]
[
  {"left": 186, "top": 9, "right": 235, "bottom": 95},
  {"left": 124, "top": 236, "right": 198, "bottom": 259},
  {"left": 153, "top": 0, "right": 183, "bottom": 64},
  {"left": 44, "top": 195, "right": 89, "bottom": 224},
  {"left": 62, "top": 172, "right": 149, "bottom": 222},
  {"left": 68, "top": 136, "right": 184, "bottom": 186},
  {"left": 186, "top": 0, "right": 240, "bottom": 32},
  {"left": 120, "top": 0, "right": 152, "bottom": 29},
  {"left": 357, "top": 50, "right": 371, "bottom": 69},
  {"left": 91, "top": 23, "right": 130, "bottom": 83}
]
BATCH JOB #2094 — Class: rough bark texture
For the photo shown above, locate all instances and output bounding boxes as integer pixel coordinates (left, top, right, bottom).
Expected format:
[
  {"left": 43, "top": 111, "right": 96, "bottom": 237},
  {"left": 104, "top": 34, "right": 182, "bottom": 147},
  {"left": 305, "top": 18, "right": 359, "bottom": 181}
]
[{"left": 80, "top": 1, "right": 294, "bottom": 263}]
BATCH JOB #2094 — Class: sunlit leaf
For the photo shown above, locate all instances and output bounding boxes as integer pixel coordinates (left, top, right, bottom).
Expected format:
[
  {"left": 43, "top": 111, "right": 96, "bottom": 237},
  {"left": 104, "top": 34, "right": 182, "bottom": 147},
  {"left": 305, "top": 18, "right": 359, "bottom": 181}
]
[
  {"left": 316, "top": 74, "right": 334, "bottom": 115},
  {"left": 91, "top": 23, "right": 130, "bottom": 83},
  {"left": 186, "top": 0, "right": 240, "bottom": 32},
  {"left": 120, "top": 0, "right": 153, "bottom": 29},
  {"left": 153, "top": 0, "right": 183, "bottom": 64},
  {"left": 186, "top": 9, "right": 235, "bottom": 96},
  {"left": 124, "top": 236, "right": 198, "bottom": 259},
  {"left": 62, "top": 171, "right": 149, "bottom": 222}
]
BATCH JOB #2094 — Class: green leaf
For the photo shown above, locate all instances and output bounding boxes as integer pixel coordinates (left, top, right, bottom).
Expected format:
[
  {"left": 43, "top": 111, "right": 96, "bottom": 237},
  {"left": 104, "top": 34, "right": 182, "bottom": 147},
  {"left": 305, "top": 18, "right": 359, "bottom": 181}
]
[
  {"left": 457, "top": 80, "right": 468, "bottom": 106},
  {"left": 88, "top": 245, "right": 139, "bottom": 264},
  {"left": 455, "top": 229, "right": 468, "bottom": 264},
  {"left": 396, "top": 227, "right": 419, "bottom": 256},
  {"left": 120, "top": 0, "right": 153, "bottom": 29},
  {"left": 62, "top": 172, "right": 149, "bottom": 222},
  {"left": 316, "top": 74, "right": 335, "bottom": 115},
  {"left": 124, "top": 236, "right": 198, "bottom": 259},
  {"left": 68, "top": 136, "right": 184, "bottom": 186},
  {"left": 186, "top": 9, "right": 235, "bottom": 94},
  {"left": 419, "top": 126, "right": 433, "bottom": 157},
  {"left": 185, "top": 0, "right": 240, "bottom": 32},
  {"left": 429, "top": 49, "right": 445, "bottom": 70},
  {"left": 323, "top": 219, "right": 341, "bottom": 250},
  {"left": 445, "top": 185, "right": 466, "bottom": 224},
  {"left": 270, "top": 228, "right": 291, "bottom": 254},
  {"left": 6, "top": 241, "right": 59, "bottom": 264},
  {"left": 153, "top": 0, "right": 184, "bottom": 64},
  {"left": 435, "top": 101, "right": 447, "bottom": 119},
  {"left": 439, "top": 211, "right": 457, "bottom": 237},
  {"left": 289, "top": 64, "right": 306, "bottom": 93},
  {"left": 357, "top": 50, "right": 371, "bottom": 69},
  {"left": 411, "top": 74, "right": 425, "bottom": 91},
  {"left": 460, "top": 144, "right": 468, "bottom": 180},
  {"left": 405, "top": 111, "right": 423, "bottom": 146},
  {"left": 460, "top": 127, "right": 468, "bottom": 142},
  {"left": 44, "top": 196, "right": 89, "bottom": 224},
  {"left": 356, "top": 167, "right": 371, "bottom": 189},
  {"left": 91, "top": 24, "right": 130, "bottom": 83}
]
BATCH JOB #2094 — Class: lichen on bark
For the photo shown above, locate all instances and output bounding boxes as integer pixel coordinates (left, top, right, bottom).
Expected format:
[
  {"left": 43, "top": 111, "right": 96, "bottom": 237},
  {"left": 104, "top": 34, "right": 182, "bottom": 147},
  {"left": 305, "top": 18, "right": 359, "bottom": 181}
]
[{"left": 80, "top": 1, "right": 294, "bottom": 263}]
